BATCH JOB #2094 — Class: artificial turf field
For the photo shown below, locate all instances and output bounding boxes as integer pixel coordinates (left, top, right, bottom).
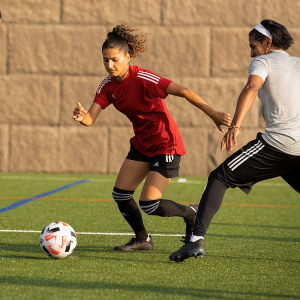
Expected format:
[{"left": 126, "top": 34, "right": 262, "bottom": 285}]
[{"left": 0, "top": 173, "right": 299, "bottom": 300}]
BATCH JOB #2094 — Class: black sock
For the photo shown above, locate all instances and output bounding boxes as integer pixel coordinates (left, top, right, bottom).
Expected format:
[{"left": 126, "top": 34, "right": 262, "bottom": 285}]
[
  {"left": 113, "top": 187, "right": 148, "bottom": 240},
  {"left": 115, "top": 198, "right": 148, "bottom": 240},
  {"left": 193, "top": 169, "right": 228, "bottom": 237},
  {"left": 139, "top": 199, "right": 196, "bottom": 220}
]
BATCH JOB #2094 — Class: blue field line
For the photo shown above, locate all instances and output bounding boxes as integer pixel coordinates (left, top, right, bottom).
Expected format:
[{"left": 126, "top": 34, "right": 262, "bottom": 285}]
[{"left": 0, "top": 179, "right": 89, "bottom": 214}]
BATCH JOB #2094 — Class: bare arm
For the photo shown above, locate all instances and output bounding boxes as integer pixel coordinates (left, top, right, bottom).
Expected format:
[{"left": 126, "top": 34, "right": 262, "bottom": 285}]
[
  {"left": 72, "top": 102, "right": 102, "bottom": 126},
  {"left": 166, "top": 81, "right": 231, "bottom": 132},
  {"left": 221, "top": 75, "right": 263, "bottom": 152}
]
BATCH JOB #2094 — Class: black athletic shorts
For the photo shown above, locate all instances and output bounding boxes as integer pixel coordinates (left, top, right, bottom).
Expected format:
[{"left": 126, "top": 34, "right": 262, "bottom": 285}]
[
  {"left": 216, "top": 133, "right": 300, "bottom": 194},
  {"left": 126, "top": 142, "right": 181, "bottom": 178}
]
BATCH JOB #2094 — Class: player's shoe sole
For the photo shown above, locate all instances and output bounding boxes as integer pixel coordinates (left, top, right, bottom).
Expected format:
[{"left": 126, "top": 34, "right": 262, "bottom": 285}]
[
  {"left": 169, "top": 239, "right": 205, "bottom": 262},
  {"left": 114, "top": 235, "right": 153, "bottom": 251}
]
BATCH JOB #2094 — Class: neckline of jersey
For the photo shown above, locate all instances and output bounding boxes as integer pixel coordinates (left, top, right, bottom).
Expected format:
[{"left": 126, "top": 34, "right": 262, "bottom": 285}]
[
  {"left": 271, "top": 49, "right": 289, "bottom": 56},
  {"left": 112, "top": 65, "right": 132, "bottom": 85}
]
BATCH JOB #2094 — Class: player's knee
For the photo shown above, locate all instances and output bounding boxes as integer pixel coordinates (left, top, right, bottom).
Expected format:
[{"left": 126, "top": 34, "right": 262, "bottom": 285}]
[
  {"left": 208, "top": 169, "right": 219, "bottom": 182},
  {"left": 208, "top": 168, "right": 229, "bottom": 189},
  {"left": 139, "top": 200, "right": 160, "bottom": 215},
  {"left": 112, "top": 186, "right": 134, "bottom": 202}
]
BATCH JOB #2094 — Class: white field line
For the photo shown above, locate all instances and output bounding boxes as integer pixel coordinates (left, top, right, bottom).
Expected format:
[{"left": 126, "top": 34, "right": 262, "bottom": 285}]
[
  {"left": 0, "top": 176, "right": 288, "bottom": 187},
  {"left": 0, "top": 230, "right": 182, "bottom": 237}
]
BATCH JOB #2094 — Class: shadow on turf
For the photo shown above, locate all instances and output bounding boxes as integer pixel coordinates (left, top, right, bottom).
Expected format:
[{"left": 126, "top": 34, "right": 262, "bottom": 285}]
[
  {"left": 206, "top": 233, "right": 300, "bottom": 243},
  {"left": 212, "top": 222, "right": 300, "bottom": 231},
  {"left": 75, "top": 245, "right": 167, "bottom": 253},
  {"left": 0, "top": 243, "right": 40, "bottom": 253},
  {"left": 0, "top": 254, "right": 48, "bottom": 260},
  {"left": 0, "top": 243, "right": 167, "bottom": 263},
  {"left": 1, "top": 276, "right": 300, "bottom": 299},
  {"left": 0, "top": 243, "right": 55, "bottom": 260},
  {"left": 206, "top": 251, "right": 300, "bottom": 263},
  {"left": 73, "top": 245, "right": 170, "bottom": 263}
]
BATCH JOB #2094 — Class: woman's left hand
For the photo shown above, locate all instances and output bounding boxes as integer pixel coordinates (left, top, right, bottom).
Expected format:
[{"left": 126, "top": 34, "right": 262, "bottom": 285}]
[{"left": 211, "top": 111, "right": 232, "bottom": 133}]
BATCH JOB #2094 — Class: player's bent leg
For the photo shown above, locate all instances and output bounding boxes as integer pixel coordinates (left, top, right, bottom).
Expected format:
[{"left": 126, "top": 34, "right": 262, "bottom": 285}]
[
  {"left": 193, "top": 169, "right": 228, "bottom": 237},
  {"left": 112, "top": 188, "right": 153, "bottom": 251},
  {"left": 139, "top": 198, "right": 198, "bottom": 244},
  {"left": 282, "top": 159, "right": 300, "bottom": 193},
  {"left": 139, "top": 171, "right": 198, "bottom": 243},
  {"left": 169, "top": 169, "right": 227, "bottom": 262},
  {"left": 113, "top": 159, "right": 153, "bottom": 251},
  {"left": 139, "top": 170, "right": 171, "bottom": 200},
  {"left": 113, "top": 187, "right": 148, "bottom": 239},
  {"left": 169, "top": 134, "right": 294, "bottom": 262},
  {"left": 115, "top": 159, "right": 150, "bottom": 191}
]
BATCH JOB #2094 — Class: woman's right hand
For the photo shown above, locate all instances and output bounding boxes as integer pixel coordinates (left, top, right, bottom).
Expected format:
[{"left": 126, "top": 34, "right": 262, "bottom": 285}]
[
  {"left": 72, "top": 102, "right": 87, "bottom": 122},
  {"left": 211, "top": 111, "right": 232, "bottom": 133}
]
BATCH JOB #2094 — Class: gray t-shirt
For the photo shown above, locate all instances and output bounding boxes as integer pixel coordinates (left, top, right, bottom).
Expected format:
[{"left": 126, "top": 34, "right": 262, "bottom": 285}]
[{"left": 249, "top": 50, "right": 300, "bottom": 155}]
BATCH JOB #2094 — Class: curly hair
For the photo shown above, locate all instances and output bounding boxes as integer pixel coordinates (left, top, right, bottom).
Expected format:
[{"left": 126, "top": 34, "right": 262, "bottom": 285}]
[
  {"left": 249, "top": 19, "right": 294, "bottom": 50},
  {"left": 102, "top": 24, "right": 151, "bottom": 59}
]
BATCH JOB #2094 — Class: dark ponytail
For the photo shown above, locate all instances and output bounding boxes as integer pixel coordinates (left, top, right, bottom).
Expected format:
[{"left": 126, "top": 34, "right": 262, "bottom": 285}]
[
  {"left": 102, "top": 24, "right": 151, "bottom": 58},
  {"left": 249, "top": 19, "right": 294, "bottom": 50}
]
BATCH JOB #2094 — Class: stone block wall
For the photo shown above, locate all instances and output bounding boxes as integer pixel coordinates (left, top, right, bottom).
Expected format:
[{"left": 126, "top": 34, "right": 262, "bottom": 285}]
[{"left": 1, "top": 0, "right": 300, "bottom": 175}]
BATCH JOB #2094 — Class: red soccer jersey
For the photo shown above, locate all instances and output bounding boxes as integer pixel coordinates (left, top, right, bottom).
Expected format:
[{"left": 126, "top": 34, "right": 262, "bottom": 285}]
[{"left": 93, "top": 65, "right": 186, "bottom": 157}]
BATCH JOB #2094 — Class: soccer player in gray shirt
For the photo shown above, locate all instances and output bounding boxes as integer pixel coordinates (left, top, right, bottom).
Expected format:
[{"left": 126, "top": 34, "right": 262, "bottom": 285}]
[{"left": 170, "top": 19, "right": 300, "bottom": 262}]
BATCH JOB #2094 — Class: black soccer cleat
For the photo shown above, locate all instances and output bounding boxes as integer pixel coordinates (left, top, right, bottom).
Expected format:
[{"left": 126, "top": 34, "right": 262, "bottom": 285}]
[
  {"left": 169, "top": 239, "right": 205, "bottom": 262},
  {"left": 182, "top": 204, "right": 199, "bottom": 244},
  {"left": 114, "top": 235, "right": 153, "bottom": 251}
]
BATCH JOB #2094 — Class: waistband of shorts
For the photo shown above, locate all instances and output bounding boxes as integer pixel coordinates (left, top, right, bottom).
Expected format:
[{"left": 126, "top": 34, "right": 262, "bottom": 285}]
[{"left": 257, "top": 132, "right": 285, "bottom": 153}]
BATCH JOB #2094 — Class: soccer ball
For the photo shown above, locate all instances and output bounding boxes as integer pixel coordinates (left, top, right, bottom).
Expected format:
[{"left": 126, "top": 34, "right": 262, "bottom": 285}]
[{"left": 39, "top": 222, "right": 77, "bottom": 259}]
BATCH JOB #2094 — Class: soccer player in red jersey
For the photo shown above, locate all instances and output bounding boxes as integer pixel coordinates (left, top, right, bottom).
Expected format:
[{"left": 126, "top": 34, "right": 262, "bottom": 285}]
[{"left": 73, "top": 25, "right": 231, "bottom": 251}]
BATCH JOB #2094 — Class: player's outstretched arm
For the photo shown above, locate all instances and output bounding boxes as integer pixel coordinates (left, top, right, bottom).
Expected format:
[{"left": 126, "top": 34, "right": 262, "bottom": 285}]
[
  {"left": 221, "top": 75, "right": 263, "bottom": 153},
  {"left": 166, "top": 82, "right": 231, "bottom": 132},
  {"left": 72, "top": 102, "right": 102, "bottom": 126}
]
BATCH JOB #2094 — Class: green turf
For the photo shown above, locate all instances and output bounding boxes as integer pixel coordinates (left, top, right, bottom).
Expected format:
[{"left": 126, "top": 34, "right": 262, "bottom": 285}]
[{"left": 0, "top": 173, "right": 299, "bottom": 300}]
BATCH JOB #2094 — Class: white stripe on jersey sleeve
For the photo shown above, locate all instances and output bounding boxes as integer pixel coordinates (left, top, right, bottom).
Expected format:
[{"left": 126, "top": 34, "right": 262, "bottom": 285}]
[
  {"left": 137, "top": 75, "right": 159, "bottom": 84},
  {"left": 137, "top": 71, "right": 160, "bottom": 80},
  {"left": 137, "top": 73, "right": 160, "bottom": 83},
  {"left": 97, "top": 76, "right": 111, "bottom": 94},
  {"left": 97, "top": 81, "right": 110, "bottom": 94}
]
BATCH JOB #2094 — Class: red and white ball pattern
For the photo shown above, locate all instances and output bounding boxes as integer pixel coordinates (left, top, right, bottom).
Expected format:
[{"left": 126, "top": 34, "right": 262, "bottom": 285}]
[{"left": 39, "top": 222, "right": 77, "bottom": 258}]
